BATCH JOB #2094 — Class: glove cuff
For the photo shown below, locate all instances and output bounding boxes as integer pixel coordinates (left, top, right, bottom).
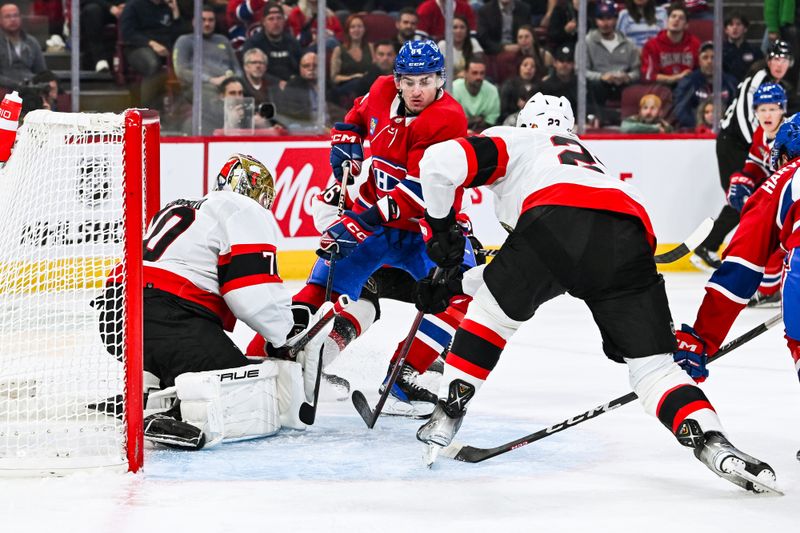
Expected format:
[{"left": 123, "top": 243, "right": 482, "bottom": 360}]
[{"left": 424, "top": 208, "right": 457, "bottom": 233}]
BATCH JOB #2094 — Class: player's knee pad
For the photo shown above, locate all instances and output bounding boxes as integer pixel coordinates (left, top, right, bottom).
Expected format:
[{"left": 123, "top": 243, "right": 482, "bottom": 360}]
[
  {"left": 175, "top": 362, "right": 281, "bottom": 447},
  {"left": 625, "top": 353, "right": 699, "bottom": 417},
  {"left": 461, "top": 264, "right": 486, "bottom": 298},
  {"left": 464, "top": 283, "right": 523, "bottom": 340}
]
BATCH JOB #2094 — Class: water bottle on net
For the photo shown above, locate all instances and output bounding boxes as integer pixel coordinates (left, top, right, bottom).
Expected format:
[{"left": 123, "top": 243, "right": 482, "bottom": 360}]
[{"left": 0, "top": 90, "right": 23, "bottom": 165}]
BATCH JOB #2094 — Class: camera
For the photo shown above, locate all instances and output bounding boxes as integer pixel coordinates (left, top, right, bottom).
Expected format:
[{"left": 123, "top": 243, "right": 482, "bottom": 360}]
[{"left": 258, "top": 102, "right": 276, "bottom": 119}]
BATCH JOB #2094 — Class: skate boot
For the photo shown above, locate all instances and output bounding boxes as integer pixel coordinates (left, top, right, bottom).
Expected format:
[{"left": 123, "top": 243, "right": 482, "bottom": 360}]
[
  {"left": 692, "top": 427, "right": 781, "bottom": 494},
  {"left": 690, "top": 246, "right": 722, "bottom": 272},
  {"left": 381, "top": 362, "right": 438, "bottom": 404},
  {"left": 416, "top": 379, "right": 475, "bottom": 447},
  {"left": 746, "top": 290, "right": 781, "bottom": 308},
  {"left": 143, "top": 401, "right": 206, "bottom": 451}
]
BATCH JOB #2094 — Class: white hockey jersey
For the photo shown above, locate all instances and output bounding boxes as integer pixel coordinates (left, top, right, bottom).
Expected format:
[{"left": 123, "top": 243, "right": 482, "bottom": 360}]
[
  {"left": 420, "top": 126, "right": 656, "bottom": 247},
  {"left": 142, "top": 191, "right": 292, "bottom": 346}
]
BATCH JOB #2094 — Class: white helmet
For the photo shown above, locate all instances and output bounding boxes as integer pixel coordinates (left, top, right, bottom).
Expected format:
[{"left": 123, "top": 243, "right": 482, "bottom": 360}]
[{"left": 516, "top": 92, "right": 575, "bottom": 132}]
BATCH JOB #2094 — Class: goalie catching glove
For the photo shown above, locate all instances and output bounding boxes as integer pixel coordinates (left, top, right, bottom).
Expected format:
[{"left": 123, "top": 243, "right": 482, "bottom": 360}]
[
  {"left": 673, "top": 324, "right": 709, "bottom": 383},
  {"left": 420, "top": 208, "right": 466, "bottom": 268}
]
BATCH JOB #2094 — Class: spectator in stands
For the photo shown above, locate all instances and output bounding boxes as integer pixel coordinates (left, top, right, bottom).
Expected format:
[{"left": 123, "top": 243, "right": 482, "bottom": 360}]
[
  {"left": 173, "top": 6, "right": 242, "bottom": 102},
  {"left": 694, "top": 98, "right": 714, "bottom": 134},
  {"left": 640, "top": 3, "right": 699, "bottom": 85},
  {"left": 80, "top": 0, "right": 125, "bottom": 72},
  {"left": 547, "top": 0, "right": 577, "bottom": 51},
  {"left": 354, "top": 39, "right": 396, "bottom": 94},
  {"left": 438, "top": 14, "right": 482, "bottom": 79},
  {"left": 539, "top": 43, "right": 577, "bottom": 110},
  {"left": 416, "top": 0, "right": 475, "bottom": 42},
  {"left": 32, "top": 69, "right": 58, "bottom": 111},
  {"left": 616, "top": 0, "right": 667, "bottom": 49},
  {"left": 452, "top": 58, "right": 500, "bottom": 132},
  {"left": 586, "top": 1, "right": 640, "bottom": 126},
  {"left": 517, "top": 24, "right": 553, "bottom": 71},
  {"left": 120, "top": 0, "right": 185, "bottom": 109},
  {"left": 287, "top": 0, "right": 344, "bottom": 51},
  {"left": 242, "top": 48, "right": 281, "bottom": 104},
  {"left": 476, "top": 0, "right": 532, "bottom": 55},
  {"left": 330, "top": 14, "right": 373, "bottom": 107},
  {"left": 277, "top": 51, "right": 319, "bottom": 128},
  {"left": 201, "top": 75, "right": 245, "bottom": 134},
  {"left": 673, "top": 42, "right": 737, "bottom": 129},
  {"left": 391, "top": 7, "right": 424, "bottom": 52},
  {"left": 621, "top": 93, "right": 672, "bottom": 133},
  {"left": 722, "top": 12, "right": 762, "bottom": 83},
  {"left": 499, "top": 55, "right": 541, "bottom": 123},
  {"left": 765, "top": 0, "right": 800, "bottom": 88},
  {"left": 0, "top": 3, "right": 47, "bottom": 90},
  {"left": 242, "top": 3, "right": 301, "bottom": 83}
]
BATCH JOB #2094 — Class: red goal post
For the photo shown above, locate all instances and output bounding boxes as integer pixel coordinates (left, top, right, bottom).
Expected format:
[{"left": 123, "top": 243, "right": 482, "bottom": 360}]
[{"left": 0, "top": 109, "right": 159, "bottom": 475}]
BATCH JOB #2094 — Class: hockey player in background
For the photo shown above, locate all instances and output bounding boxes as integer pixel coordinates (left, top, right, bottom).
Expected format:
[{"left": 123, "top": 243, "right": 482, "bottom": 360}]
[
  {"left": 692, "top": 40, "right": 795, "bottom": 271},
  {"left": 675, "top": 115, "right": 800, "bottom": 460},
  {"left": 726, "top": 82, "right": 788, "bottom": 307},
  {"left": 414, "top": 93, "right": 780, "bottom": 493},
  {"left": 246, "top": 40, "right": 476, "bottom": 411},
  {"left": 98, "top": 154, "right": 324, "bottom": 449}
]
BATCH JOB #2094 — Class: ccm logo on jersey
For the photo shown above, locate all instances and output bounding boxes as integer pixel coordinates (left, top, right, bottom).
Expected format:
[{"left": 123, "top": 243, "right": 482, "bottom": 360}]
[
  {"left": 219, "top": 369, "right": 260, "bottom": 381},
  {"left": 332, "top": 132, "right": 359, "bottom": 143}
]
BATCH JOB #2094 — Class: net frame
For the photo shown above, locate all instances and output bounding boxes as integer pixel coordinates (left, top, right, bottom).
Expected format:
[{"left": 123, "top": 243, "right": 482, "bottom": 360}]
[{"left": 0, "top": 109, "right": 159, "bottom": 475}]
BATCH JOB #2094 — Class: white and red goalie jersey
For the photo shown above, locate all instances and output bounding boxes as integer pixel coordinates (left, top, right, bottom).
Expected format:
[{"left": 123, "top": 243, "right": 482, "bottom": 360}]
[
  {"left": 344, "top": 75, "right": 468, "bottom": 232},
  {"left": 693, "top": 157, "right": 800, "bottom": 353},
  {"left": 419, "top": 126, "right": 656, "bottom": 247},
  {"left": 142, "top": 191, "right": 293, "bottom": 346}
]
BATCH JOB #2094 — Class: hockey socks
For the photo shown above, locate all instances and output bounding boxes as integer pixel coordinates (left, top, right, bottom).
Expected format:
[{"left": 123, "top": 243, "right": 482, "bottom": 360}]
[{"left": 391, "top": 298, "right": 466, "bottom": 373}]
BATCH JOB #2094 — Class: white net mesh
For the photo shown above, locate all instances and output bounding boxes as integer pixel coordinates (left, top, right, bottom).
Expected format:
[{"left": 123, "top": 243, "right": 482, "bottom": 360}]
[{"left": 0, "top": 111, "right": 136, "bottom": 474}]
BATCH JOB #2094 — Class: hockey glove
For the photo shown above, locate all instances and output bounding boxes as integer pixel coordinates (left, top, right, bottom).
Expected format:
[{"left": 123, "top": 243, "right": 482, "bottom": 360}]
[
  {"left": 727, "top": 173, "right": 755, "bottom": 212},
  {"left": 673, "top": 324, "right": 709, "bottom": 383},
  {"left": 413, "top": 267, "right": 464, "bottom": 314},
  {"left": 330, "top": 122, "right": 363, "bottom": 184},
  {"left": 318, "top": 210, "right": 377, "bottom": 260},
  {"left": 420, "top": 209, "right": 466, "bottom": 269}
]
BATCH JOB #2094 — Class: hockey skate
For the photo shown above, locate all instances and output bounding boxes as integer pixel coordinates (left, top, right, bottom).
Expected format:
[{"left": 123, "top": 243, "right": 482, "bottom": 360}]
[
  {"left": 416, "top": 379, "right": 475, "bottom": 466},
  {"left": 693, "top": 429, "right": 782, "bottom": 495},
  {"left": 379, "top": 363, "right": 438, "bottom": 418},
  {"left": 143, "top": 402, "right": 206, "bottom": 451},
  {"left": 690, "top": 246, "right": 722, "bottom": 272},
  {"left": 746, "top": 290, "right": 781, "bottom": 308}
]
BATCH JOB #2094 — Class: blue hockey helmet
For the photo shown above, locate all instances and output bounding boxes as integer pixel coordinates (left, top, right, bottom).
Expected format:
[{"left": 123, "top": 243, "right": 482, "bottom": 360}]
[
  {"left": 394, "top": 40, "right": 445, "bottom": 80},
  {"left": 753, "top": 82, "right": 787, "bottom": 111},
  {"left": 770, "top": 114, "right": 800, "bottom": 168}
]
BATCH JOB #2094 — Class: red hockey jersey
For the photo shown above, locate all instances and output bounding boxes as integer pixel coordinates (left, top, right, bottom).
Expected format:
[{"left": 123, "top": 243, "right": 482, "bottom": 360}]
[
  {"left": 641, "top": 30, "right": 700, "bottom": 82},
  {"left": 740, "top": 124, "right": 776, "bottom": 185},
  {"left": 693, "top": 157, "right": 800, "bottom": 353},
  {"left": 344, "top": 75, "right": 468, "bottom": 231}
]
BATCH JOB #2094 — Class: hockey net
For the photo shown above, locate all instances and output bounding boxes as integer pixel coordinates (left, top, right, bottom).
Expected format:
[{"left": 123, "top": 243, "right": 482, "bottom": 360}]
[{"left": 0, "top": 109, "right": 159, "bottom": 475}]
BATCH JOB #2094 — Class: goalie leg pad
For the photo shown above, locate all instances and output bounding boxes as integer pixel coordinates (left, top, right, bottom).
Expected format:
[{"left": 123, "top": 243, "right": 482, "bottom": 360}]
[
  {"left": 274, "top": 359, "right": 307, "bottom": 430},
  {"left": 625, "top": 353, "right": 723, "bottom": 436},
  {"left": 175, "top": 362, "right": 281, "bottom": 447}
]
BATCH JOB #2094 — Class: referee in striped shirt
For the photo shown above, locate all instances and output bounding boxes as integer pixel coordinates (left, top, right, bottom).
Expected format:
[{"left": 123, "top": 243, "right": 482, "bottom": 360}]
[{"left": 692, "top": 40, "right": 797, "bottom": 271}]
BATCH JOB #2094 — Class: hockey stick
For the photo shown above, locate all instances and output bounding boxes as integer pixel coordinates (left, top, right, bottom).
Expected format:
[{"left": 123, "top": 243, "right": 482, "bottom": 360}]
[
  {"left": 299, "top": 164, "right": 352, "bottom": 425},
  {"left": 440, "top": 312, "right": 783, "bottom": 463},
  {"left": 352, "top": 267, "right": 444, "bottom": 428},
  {"left": 474, "top": 217, "right": 715, "bottom": 264},
  {"left": 297, "top": 295, "right": 350, "bottom": 425}
]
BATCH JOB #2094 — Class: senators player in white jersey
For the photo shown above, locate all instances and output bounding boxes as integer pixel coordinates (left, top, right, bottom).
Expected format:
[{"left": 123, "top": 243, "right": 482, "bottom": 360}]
[
  {"left": 141, "top": 154, "right": 293, "bottom": 388},
  {"left": 414, "top": 93, "right": 780, "bottom": 493}
]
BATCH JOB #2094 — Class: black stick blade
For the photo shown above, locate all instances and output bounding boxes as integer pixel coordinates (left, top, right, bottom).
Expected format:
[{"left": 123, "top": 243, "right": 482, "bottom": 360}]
[{"left": 351, "top": 390, "right": 376, "bottom": 427}]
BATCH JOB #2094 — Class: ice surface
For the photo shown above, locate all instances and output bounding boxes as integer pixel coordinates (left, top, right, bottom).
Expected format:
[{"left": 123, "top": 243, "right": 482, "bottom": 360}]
[{"left": 3, "top": 274, "right": 798, "bottom": 532}]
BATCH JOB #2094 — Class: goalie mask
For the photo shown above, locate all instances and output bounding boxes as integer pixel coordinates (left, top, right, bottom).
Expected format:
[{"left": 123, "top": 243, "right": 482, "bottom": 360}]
[
  {"left": 215, "top": 153, "right": 276, "bottom": 209},
  {"left": 516, "top": 92, "right": 575, "bottom": 132}
]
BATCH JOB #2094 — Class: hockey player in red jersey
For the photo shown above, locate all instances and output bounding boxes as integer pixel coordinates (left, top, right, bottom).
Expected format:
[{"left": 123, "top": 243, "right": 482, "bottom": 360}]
[
  {"left": 726, "top": 82, "right": 787, "bottom": 307},
  {"left": 246, "top": 40, "right": 476, "bottom": 411},
  {"left": 674, "top": 117, "right": 800, "bottom": 460},
  {"left": 414, "top": 93, "right": 780, "bottom": 493}
]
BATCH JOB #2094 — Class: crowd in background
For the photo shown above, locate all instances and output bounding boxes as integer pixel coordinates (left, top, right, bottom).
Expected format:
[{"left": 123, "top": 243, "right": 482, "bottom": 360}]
[{"left": 0, "top": 0, "right": 794, "bottom": 135}]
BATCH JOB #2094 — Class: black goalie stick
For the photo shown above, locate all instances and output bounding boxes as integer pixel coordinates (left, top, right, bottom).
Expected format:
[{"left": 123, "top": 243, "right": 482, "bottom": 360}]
[
  {"left": 439, "top": 313, "right": 783, "bottom": 463},
  {"left": 476, "top": 217, "right": 715, "bottom": 264},
  {"left": 352, "top": 268, "right": 444, "bottom": 428}
]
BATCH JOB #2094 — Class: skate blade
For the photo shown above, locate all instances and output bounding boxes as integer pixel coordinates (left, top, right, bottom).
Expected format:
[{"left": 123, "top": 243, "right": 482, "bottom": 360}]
[
  {"left": 382, "top": 397, "right": 434, "bottom": 419},
  {"left": 436, "top": 440, "right": 463, "bottom": 460},
  {"left": 723, "top": 459, "right": 784, "bottom": 496},
  {"left": 423, "top": 443, "right": 440, "bottom": 468},
  {"left": 689, "top": 254, "right": 717, "bottom": 274}
]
